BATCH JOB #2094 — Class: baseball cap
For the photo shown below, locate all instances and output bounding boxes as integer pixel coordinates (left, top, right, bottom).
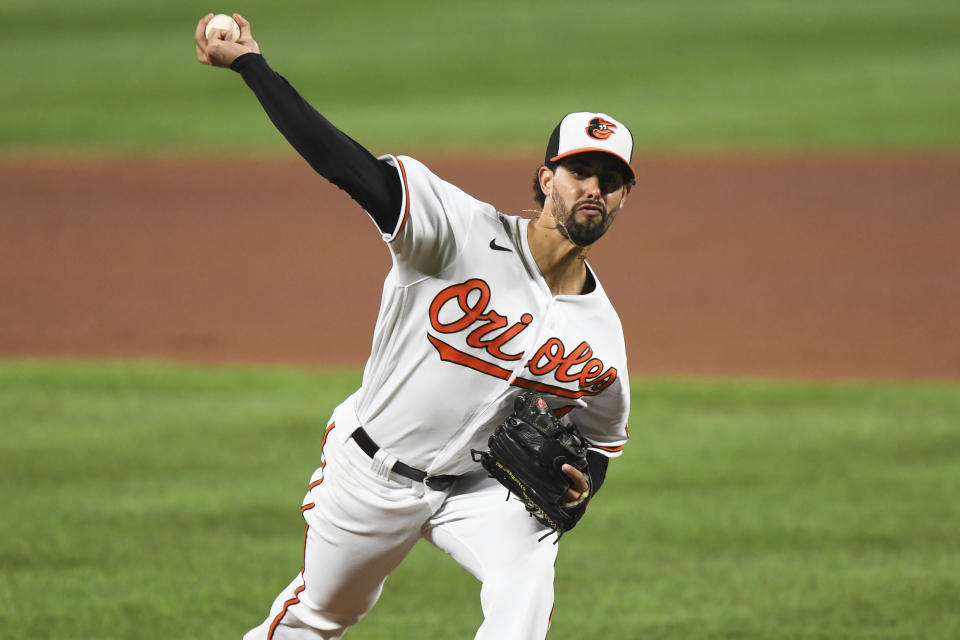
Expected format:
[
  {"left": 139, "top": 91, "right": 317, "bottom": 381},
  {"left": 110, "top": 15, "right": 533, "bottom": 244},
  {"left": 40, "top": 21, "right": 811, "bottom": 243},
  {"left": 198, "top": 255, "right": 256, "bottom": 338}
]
[{"left": 545, "top": 112, "right": 635, "bottom": 182}]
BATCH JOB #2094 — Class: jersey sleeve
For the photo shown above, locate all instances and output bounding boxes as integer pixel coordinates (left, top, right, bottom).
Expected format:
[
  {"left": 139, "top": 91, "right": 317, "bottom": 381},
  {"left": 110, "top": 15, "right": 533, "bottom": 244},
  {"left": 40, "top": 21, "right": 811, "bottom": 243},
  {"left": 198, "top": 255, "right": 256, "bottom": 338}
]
[
  {"left": 378, "top": 155, "right": 496, "bottom": 283},
  {"left": 570, "top": 346, "right": 630, "bottom": 459}
]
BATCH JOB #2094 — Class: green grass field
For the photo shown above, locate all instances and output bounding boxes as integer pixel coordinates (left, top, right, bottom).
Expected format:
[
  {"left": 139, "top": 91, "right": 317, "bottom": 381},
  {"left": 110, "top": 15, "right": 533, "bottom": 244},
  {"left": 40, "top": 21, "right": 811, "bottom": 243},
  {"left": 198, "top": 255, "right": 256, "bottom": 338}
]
[
  {"left": 2, "top": 361, "right": 958, "bottom": 638},
  {"left": 2, "top": 0, "right": 959, "bottom": 153},
  {"left": 3, "top": 2, "right": 959, "bottom": 637}
]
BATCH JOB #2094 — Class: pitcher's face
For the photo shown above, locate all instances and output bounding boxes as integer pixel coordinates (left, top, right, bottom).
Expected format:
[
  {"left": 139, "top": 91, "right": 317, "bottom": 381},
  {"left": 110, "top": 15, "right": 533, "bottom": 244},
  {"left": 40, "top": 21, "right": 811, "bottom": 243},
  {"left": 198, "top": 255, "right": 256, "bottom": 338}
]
[{"left": 543, "top": 152, "right": 631, "bottom": 247}]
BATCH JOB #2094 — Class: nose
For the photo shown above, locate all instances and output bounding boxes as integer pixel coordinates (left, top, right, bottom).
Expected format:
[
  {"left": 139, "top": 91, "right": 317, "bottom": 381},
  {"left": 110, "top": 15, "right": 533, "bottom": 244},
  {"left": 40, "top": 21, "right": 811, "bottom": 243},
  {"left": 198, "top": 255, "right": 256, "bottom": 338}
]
[{"left": 581, "top": 175, "right": 601, "bottom": 198}]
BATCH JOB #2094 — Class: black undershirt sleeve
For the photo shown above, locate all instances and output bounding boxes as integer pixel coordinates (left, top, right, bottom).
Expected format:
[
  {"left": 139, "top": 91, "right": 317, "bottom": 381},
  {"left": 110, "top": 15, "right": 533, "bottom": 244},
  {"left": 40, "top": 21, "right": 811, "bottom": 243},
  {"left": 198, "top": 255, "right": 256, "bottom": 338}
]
[
  {"left": 229, "top": 53, "right": 402, "bottom": 234},
  {"left": 586, "top": 450, "right": 609, "bottom": 493}
]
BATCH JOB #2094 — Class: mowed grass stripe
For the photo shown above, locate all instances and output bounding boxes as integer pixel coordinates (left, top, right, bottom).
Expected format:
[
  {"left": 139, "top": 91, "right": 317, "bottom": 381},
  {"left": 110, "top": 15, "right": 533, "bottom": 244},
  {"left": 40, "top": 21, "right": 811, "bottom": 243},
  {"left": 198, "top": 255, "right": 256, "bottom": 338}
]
[{"left": 1, "top": 0, "right": 958, "bottom": 151}]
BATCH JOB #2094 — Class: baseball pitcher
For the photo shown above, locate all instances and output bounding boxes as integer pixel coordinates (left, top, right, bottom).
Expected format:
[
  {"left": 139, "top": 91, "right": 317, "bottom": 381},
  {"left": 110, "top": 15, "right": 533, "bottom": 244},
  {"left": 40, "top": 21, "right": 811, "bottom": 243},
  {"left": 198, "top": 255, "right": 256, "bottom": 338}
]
[{"left": 196, "top": 13, "right": 633, "bottom": 640}]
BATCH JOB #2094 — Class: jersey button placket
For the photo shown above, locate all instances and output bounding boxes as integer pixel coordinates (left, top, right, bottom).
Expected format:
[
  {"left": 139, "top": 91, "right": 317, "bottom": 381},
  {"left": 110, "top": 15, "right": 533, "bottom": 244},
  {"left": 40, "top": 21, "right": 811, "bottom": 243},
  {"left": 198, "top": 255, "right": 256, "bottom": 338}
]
[{"left": 507, "top": 297, "right": 556, "bottom": 387}]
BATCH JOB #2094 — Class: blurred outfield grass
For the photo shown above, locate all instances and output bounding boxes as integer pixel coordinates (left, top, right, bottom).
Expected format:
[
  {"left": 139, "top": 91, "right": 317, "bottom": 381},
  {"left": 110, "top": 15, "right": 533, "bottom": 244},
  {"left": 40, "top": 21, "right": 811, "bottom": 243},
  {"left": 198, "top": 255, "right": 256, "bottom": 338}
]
[
  {"left": 1, "top": 361, "right": 958, "bottom": 638},
  {"left": 1, "top": 0, "right": 959, "bottom": 153}
]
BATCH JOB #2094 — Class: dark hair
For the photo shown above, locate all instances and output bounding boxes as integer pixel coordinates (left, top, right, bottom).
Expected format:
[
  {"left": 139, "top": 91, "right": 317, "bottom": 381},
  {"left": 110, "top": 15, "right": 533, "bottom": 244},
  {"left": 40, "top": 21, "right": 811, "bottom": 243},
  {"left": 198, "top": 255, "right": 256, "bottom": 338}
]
[{"left": 532, "top": 161, "right": 559, "bottom": 207}]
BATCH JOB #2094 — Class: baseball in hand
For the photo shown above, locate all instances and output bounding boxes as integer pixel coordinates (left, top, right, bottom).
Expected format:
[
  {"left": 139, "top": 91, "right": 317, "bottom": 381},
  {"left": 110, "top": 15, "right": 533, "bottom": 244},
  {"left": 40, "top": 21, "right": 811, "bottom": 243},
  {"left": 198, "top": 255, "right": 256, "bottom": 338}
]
[{"left": 205, "top": 13, "right": 241, "bottom": 41}]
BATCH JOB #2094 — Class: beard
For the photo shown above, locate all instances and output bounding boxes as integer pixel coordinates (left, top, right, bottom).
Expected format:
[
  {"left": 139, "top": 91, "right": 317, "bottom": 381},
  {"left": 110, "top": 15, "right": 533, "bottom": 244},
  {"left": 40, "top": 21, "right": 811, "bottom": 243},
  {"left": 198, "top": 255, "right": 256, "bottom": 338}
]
[{"left": 549, "top": 190, "right": 615, "bottom": 247}]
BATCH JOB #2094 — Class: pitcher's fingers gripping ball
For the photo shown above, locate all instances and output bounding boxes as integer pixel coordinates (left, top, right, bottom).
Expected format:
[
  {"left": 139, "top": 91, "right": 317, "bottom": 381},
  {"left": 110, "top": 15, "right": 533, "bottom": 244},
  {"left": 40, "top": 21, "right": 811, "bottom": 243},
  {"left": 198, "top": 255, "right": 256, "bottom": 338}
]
[
  {"left": 205, "top": 13, "right": 241, "bottom": 41},
  {"left": 195, "top": 13, "right": 259, "bottom": 68}
]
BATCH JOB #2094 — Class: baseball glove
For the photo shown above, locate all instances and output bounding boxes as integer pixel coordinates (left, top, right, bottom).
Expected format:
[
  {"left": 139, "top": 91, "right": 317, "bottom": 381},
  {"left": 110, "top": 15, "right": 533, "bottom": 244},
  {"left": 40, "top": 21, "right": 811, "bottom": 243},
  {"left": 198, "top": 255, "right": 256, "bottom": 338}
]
[{"left": 472, "top": 389, "right": 591, "bottom": 540}]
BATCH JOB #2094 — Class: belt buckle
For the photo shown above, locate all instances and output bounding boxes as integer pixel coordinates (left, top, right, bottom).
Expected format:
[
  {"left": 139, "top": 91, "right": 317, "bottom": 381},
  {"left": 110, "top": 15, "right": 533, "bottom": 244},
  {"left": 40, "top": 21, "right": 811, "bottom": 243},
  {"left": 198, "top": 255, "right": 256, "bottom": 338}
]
[{"left": 424, "top": 475, "right": 457, "bottom": 491}]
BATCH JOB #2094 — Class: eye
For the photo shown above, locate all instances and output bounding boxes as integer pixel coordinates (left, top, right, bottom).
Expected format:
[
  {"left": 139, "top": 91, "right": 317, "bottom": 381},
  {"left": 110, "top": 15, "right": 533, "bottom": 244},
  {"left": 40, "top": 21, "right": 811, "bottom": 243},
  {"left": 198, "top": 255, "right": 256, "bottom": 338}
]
[{"left": 600, "top": 173, "right": 624, "bottom": 193}]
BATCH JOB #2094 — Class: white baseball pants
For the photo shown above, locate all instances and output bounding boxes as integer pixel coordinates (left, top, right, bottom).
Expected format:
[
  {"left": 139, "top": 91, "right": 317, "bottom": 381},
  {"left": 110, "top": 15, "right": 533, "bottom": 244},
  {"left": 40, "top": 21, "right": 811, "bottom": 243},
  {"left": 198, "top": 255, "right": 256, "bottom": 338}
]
[{"left": 242, "top": 422, "right": 558, "bottom": 640}]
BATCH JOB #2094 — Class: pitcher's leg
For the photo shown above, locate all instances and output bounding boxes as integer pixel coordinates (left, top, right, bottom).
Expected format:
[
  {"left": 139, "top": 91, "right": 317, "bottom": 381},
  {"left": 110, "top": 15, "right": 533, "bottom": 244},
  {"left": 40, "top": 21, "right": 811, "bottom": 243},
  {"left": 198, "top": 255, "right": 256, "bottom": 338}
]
[
  {"left": 245, "top": 511, "right": 420, "bottom": 639},
  {"left": 244, "top": 427, "right": 433, "bottom": 639},
  {"left": 424, "top": 473, "right": 559, "bottom": 640}
]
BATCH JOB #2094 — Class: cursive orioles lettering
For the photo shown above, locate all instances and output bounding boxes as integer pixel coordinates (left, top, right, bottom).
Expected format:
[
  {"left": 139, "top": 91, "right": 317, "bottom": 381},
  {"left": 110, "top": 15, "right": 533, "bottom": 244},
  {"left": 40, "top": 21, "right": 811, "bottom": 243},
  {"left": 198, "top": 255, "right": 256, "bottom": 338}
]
[
  {"left": 430, "top": 279, "right": 529, "bottom": 361},
  {"left": 527, "top": 339, "right": 616, "bottom": 392},
  {"left": 429, "top": 279, "right": 617, "bottom": 393}
]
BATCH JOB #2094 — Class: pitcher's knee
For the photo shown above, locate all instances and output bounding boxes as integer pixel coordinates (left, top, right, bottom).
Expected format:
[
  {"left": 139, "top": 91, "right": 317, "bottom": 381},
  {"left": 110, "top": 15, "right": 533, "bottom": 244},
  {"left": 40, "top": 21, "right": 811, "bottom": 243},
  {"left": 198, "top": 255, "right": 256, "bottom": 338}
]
[{"left": 483, "top": 558, "right": 555, "bottom": 601}]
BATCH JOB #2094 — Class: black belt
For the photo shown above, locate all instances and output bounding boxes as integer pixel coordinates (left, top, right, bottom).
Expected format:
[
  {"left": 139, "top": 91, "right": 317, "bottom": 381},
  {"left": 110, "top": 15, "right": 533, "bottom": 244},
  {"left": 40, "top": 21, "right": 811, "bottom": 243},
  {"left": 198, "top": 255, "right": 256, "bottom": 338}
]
[{"left": 350, "top": 427, "right": 461, "bottom": 491}]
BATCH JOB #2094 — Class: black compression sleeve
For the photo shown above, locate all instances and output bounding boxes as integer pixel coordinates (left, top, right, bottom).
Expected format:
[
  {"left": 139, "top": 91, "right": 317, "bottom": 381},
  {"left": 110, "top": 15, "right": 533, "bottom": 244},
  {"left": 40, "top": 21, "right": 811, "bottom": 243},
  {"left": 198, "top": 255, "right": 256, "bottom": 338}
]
[
  {"left": 229, "top": 53, "right": 402, "bottom": 234},
  {"left": 586, "top": 450, "right": 609, "bottom": 493}
]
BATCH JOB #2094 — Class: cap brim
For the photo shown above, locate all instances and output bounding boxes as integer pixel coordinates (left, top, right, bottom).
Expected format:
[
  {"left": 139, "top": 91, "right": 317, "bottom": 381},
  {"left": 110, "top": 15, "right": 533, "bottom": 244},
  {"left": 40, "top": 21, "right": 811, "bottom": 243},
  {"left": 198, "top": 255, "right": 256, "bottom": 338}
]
[{"left": 549, "top": 148, "right": 636, "bottom": 182}]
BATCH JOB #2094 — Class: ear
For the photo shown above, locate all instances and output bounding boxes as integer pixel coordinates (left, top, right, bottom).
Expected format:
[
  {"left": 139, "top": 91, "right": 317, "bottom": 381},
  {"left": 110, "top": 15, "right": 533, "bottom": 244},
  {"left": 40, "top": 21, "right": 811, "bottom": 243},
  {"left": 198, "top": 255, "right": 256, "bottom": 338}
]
[
  {"left": 620, "top": 182, "right": 632, "bottom": 207},
  {"left": 538, "top": 165, "right": 555, "bottom": 199}
]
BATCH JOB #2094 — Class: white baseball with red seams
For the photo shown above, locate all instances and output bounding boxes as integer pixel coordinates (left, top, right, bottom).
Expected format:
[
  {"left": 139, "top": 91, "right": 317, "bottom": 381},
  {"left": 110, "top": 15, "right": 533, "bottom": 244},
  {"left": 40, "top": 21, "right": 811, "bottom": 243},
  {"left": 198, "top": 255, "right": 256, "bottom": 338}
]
[
  {"left": 205, "top": 13, "right": 240, "bottom": 41},
  {"left": 243, "top": 154, "right": 630, "bottom": 640}
]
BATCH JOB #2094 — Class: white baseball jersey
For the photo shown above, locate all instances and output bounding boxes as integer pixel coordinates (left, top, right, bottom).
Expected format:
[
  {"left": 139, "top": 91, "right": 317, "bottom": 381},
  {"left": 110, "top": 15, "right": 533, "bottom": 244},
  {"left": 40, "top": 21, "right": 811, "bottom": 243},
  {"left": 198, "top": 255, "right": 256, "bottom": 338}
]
[{"left": 330, "top": 155, "right": 630, "bottom": 477}]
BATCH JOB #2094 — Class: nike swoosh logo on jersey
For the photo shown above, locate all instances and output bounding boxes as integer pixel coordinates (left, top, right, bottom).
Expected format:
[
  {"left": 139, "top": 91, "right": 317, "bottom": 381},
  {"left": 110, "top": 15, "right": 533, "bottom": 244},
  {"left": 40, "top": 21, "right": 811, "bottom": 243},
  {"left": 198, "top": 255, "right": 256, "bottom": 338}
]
[{"left": 489, "top": 238, "right": 512, "bottom": 252}]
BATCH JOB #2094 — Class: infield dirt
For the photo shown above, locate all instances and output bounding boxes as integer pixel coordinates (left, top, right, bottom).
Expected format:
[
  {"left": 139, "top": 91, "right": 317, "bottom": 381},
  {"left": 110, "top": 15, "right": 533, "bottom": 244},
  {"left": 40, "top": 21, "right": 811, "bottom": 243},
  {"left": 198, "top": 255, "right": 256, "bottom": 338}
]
[{"left": 1, "top": 153, "right": 957, "bottom": 380}]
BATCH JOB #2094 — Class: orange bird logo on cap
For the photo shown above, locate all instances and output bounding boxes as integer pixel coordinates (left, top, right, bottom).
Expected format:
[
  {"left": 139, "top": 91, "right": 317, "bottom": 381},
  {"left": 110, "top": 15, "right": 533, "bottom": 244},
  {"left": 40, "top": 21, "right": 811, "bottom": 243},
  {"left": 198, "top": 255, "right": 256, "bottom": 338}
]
[{"left": 586, "top": 117, "right": 617, "bottom": 140}]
